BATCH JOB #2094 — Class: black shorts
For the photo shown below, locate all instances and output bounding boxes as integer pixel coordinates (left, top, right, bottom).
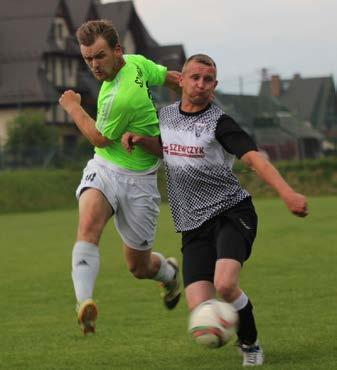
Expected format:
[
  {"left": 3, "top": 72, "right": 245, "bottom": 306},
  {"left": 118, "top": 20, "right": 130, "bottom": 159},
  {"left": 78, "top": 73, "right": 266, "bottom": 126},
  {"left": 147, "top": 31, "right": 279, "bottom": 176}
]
[{"left": 181, "top": 197, "right": 258, "bottom": 287}]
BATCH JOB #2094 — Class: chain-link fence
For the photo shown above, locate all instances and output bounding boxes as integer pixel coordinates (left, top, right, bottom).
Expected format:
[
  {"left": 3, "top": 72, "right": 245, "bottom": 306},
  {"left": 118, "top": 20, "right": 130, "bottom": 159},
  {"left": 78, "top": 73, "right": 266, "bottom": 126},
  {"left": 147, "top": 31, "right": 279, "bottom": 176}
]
[{"left": 0, "top": 146, "right": 92, "bottom": 170}]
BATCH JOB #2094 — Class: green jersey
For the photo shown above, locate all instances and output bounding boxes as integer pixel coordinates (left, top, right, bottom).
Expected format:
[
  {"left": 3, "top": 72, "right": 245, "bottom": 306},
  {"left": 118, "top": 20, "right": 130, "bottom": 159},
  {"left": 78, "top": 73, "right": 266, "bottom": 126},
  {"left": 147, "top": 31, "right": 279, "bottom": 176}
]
[{"left": 95, "top": 54, "right": 167, "bottom": 171}]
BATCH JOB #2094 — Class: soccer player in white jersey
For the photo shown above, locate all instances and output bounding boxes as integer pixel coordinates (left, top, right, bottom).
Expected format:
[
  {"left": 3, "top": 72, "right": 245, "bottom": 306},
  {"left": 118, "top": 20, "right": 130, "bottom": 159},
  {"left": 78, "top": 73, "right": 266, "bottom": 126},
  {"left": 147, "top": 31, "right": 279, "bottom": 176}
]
[
  {"left": 58, "top": 20, "right": 181, "bottom": 335},
  {"left": 122, "top": 54, "right": 308, "bottom": 366}
]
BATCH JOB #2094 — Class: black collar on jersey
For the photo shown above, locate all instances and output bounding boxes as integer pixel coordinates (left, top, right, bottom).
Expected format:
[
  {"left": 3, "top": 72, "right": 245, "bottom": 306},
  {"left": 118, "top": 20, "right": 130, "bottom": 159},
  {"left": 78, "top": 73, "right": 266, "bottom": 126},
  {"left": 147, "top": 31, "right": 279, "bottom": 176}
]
[{"left": 179, "top": 102, "right": 212, "bottom": 116}]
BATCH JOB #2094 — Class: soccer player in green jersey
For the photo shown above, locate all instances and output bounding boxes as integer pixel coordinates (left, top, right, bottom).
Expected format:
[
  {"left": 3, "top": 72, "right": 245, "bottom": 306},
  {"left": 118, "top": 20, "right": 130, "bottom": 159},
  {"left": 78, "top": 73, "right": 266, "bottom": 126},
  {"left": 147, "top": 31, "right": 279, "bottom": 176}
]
[{"left": 59, "top": 20, "right": 181, "bottom": 335}]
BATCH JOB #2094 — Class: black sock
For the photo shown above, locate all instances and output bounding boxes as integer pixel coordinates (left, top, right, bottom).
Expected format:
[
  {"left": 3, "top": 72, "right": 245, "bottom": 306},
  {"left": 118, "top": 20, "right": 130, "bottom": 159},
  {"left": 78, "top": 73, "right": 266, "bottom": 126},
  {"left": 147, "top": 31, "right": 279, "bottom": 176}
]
[{"left": 237, "top": 299, "right": 258, "bottom": 345}]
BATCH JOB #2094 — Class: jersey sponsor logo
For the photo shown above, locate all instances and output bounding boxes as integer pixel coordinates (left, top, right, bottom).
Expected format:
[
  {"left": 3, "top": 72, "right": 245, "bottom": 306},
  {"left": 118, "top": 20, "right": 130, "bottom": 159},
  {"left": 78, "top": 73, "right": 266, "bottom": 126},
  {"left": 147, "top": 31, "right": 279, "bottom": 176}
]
[
  {"left": 163, "top": 142, "right": 205, "bottom": 158},
  {"left": 134, "top": 65, "right": 157, "bottom": 114},
  {"left": 135, "top": 65, "right": 144, "bottom": 87}
]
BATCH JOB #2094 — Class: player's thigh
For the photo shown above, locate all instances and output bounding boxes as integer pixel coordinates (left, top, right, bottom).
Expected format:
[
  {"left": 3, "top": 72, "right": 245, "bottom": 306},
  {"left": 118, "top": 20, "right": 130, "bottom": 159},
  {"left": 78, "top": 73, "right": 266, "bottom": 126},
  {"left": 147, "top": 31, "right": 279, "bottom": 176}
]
[
  {"left": 114, "top": 175, "right": 160, "bottom": 250},
  {"left": 182, "top": 223, "right": 217, "bottom": 288},
  {"left": 76, "top": 158, "right": 118, "bottom": 214},
  {"left": 215, "top": 219, "right": 249, "bottom": 265},
  {"left": 77, "top": 188, "right": 113, "bottom": 245},
  {"left": 213, "top": 219, "right": 248, "bottom": 296},
  {"left": 78, "top": 188, "right": 113, "bottom": 227}
]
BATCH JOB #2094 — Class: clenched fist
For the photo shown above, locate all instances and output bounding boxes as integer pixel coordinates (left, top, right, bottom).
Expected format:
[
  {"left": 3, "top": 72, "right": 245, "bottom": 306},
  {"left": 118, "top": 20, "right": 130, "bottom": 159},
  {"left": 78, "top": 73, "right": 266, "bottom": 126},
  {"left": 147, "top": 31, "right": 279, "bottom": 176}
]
[{"left": 59, "top": 90, "right": 81, "bottom": 113}]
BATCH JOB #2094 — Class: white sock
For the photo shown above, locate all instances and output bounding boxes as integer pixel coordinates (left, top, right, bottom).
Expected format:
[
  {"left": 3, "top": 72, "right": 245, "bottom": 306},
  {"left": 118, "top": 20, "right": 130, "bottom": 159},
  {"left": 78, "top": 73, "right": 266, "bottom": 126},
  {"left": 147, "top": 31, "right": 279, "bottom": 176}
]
[
  {"left": 72, "top": 241, "right": 100, "bottom": 303},
  {"left": 152, "top": 252, "right": 175, "bottom": 283},
  {"left": 232, "top": 291, "right": 249, "bottom": 311}
]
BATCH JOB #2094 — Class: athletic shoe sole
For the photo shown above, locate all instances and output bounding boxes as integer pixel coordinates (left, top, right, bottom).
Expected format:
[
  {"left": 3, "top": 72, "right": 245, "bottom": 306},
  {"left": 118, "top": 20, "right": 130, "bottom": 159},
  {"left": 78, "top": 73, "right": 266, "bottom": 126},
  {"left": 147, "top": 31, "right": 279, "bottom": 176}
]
[{"left": 77, "top": 299, "right": 98, "bottom": 335}]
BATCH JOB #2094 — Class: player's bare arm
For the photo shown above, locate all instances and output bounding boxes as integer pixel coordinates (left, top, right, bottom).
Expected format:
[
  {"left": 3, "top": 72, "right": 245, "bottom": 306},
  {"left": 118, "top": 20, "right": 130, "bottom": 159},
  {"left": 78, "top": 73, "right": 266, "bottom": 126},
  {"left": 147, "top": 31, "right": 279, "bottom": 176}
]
[
  {"left": 241, "top": 150, "right": 308, "bottom": 217},
  {"left": 59, "top": 90, "right": 113, "bottom": 148},
  {"left": 121, "top": 132, "right": 163, "bottom": 158},
  {"left": 165, "top": 71, "right": 182, "bottom": 94}
]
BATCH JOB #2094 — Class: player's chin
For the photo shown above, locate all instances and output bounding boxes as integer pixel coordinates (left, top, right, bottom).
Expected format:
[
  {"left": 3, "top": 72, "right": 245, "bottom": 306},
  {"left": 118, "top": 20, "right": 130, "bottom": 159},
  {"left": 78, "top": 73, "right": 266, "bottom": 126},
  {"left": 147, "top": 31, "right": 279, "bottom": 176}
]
[
  {"left": 191, "top": 96, "right": 209, "bottom": 105},
  {"left": 93, "top": 72, "right": 106, "bottom": 81}
]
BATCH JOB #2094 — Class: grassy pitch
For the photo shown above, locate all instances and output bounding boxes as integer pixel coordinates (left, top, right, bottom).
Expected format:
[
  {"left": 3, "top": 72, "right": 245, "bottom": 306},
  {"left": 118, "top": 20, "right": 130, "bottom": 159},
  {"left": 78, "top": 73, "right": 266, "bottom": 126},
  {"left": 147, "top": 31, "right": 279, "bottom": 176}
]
[{"left": 1, "top": 197, "right": 336, "bottom": 370}]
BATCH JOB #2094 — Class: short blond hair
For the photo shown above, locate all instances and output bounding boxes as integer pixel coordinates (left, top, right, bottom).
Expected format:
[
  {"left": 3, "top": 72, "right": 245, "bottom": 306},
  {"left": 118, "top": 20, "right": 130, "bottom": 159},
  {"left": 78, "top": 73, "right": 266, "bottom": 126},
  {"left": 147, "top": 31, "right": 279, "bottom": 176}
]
[{"left": 182, "top": 54, "right": 217, "bottom": 73}]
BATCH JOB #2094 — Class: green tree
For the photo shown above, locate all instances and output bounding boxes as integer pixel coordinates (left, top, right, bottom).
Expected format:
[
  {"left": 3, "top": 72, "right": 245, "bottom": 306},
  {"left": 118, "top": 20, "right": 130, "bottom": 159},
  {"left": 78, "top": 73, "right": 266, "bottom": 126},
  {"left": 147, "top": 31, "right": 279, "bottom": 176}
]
[{"left": 5, "top": 110, "right": 60, "bottom": 167}]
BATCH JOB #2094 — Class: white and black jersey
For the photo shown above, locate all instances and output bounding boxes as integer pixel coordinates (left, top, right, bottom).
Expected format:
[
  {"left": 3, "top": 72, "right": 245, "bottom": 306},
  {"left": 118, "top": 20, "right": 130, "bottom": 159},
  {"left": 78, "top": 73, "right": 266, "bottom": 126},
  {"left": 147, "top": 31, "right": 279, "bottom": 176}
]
[{"left": 159, "top": 102, "right": 258, "bottom": 232}]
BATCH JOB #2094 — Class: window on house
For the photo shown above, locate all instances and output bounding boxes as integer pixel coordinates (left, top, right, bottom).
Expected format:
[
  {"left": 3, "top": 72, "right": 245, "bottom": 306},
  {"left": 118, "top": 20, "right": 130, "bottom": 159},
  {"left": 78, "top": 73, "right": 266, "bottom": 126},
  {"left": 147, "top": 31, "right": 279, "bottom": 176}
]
[
  {"left": 53, "top": 17, "right": 68, "bottom": 49},
  {"left": 57, "top": 23, "right": 63, "bottom": 39}
]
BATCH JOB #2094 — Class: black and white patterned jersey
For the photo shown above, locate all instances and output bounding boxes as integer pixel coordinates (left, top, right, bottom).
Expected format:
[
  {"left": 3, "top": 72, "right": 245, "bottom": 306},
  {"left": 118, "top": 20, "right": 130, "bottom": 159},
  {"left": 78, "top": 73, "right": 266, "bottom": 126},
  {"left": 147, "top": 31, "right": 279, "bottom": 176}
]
[{"left": 159, "top": 101, "right": 258, "bottom": 232}]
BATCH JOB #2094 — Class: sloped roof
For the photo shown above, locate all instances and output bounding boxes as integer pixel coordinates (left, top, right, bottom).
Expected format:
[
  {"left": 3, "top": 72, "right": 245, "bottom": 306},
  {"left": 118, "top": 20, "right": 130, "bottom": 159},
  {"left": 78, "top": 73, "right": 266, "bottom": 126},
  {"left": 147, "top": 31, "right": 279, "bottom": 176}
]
[
  {"left": 216, "top": 93, "right": 287, "bottom": 128},
  {"left": 277, "top": 113, "right": 323, "bottom": 140},
  {"left": 0, "top": 0, "right": 60, "bottom": 105},
  {"left": 253, "top": 112, "right": 323, "bottom": 141},
  {"left": 0, "top": 61, "right": 59, "bottom": 105},
  {"left": 260, "top": 75, "right": 336, "bottom": 129},
  {"left": 0, "top": 17, "right": 51, "bottom": 61},
  {"left": 96, "top": 1, "right": 133, "bottom": 40},
  {"left": 0, "top": 0, "right": 186, "bottom": 108},
  {"left": 65, "top": 0, "right": 98, "bottom": 30},
  {"left": 217, "top": 92, "right": 322, "bottom": 141},
  {"left": 0, "top": 0, "right": 61, "bottom": 18},
  {"left": 0, "top": 0, "right": 79, "bottom": 105},
  {"left": 0, "top": 0, "right": 62, "bottom": 60},
  {"left": 96, "top": 1, "right": 158, "bottom": 49},
  {"left": 145, "top": 44, "right": 185, "bottom": 70}
]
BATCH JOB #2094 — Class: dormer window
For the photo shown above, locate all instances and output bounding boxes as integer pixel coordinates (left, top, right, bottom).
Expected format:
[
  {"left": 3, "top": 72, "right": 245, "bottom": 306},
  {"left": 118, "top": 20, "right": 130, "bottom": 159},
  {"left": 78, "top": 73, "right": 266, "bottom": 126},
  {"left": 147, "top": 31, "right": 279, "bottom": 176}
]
[
  {"left": 56, "top": 23, "right": 63, "bottom": 39},
  {"left": 53, "top": 17, "right": 69, "bottom": 50}
]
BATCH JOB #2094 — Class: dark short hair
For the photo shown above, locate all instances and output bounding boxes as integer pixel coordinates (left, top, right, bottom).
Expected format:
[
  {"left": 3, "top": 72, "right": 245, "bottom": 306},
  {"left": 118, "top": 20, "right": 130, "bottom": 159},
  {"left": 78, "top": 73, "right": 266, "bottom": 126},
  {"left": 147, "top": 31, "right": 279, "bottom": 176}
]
[
  {"left": 76, "top": 19, "right": 119, "bottom": 50},
  {"left": 182, "top": 54, "right": 217, "bottom": 71}
]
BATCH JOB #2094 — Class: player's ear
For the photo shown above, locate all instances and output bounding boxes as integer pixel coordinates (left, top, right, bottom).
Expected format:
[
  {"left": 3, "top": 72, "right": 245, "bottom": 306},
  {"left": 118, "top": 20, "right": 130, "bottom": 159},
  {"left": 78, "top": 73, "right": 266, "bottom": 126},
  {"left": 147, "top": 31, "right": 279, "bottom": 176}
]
[
  {"left": 114, "top": 43, "right": 123, "bottom": 56},
  {"left": 214, "top": 80, "right": 218, "bottom": 89},
  {"left": 179, "top": 74, "right": 184, "bottom": 88}
]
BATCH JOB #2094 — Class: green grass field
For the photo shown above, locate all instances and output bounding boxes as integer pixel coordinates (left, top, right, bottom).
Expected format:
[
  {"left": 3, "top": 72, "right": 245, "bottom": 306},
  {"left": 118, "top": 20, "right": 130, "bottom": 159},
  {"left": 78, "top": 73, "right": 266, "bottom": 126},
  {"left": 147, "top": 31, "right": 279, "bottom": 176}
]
[{"left": 1, "top": 197, "right": 337, "bottom": 370}]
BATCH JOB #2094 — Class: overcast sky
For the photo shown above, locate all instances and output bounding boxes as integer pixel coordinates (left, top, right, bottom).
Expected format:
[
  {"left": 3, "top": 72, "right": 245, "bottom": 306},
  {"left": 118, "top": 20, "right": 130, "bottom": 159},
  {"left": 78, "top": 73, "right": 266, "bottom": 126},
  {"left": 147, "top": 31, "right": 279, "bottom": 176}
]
[{"left": 103, "top": 0, "right": 337, "bottom": 95}]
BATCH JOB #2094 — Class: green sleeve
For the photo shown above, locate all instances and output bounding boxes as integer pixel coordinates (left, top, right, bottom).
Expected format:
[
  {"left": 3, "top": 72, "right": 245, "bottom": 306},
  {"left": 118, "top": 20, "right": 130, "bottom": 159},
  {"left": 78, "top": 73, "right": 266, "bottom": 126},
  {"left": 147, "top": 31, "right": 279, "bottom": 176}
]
[{"left": 139, "top": 55, "right": 167, "bottom": 86}]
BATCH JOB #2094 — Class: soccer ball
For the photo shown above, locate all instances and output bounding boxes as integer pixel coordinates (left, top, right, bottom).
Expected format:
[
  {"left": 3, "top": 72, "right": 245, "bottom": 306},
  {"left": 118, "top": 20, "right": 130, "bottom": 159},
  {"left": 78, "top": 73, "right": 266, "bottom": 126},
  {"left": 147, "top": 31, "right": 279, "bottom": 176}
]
[{"left": 188, "top": 300, "right": 238, "bottom": 348}]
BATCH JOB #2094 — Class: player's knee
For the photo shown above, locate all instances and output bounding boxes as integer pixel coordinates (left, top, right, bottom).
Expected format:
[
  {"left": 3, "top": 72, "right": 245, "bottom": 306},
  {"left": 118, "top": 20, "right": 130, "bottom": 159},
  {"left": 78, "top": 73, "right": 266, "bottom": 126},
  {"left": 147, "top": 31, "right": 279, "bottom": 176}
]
[
  {"left": 127, "top": 262, "right": 149, "bottom": 279},
  {"left": 78, "top": 217, "right": 103, "bottom": 242},
  {"left": 214, "top": 279, "right": 237, "bottom": 301}
]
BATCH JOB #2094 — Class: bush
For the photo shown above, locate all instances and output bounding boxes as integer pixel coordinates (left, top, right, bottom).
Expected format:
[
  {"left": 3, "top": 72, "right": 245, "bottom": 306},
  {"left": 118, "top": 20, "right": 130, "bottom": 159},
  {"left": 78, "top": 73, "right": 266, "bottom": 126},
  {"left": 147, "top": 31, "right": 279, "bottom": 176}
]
[{"left": 5, "top": 110, "right": 60, "bottom": 167}]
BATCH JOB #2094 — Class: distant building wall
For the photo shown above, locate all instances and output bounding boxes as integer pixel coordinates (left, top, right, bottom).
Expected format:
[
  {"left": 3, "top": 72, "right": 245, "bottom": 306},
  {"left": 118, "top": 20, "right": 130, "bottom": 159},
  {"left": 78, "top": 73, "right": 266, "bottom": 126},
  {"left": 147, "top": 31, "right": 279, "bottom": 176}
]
[
  {"left": 259, "top": 142, "right": 298, "bottom": 161},
  {"left": 0, "top": 109, "right": 18, "bottom": 145}
]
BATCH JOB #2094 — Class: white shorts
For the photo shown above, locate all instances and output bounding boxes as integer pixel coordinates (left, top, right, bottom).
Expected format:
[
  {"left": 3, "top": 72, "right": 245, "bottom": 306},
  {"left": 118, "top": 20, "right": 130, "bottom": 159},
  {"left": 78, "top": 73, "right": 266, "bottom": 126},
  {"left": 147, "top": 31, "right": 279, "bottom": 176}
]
[{"left": 76, "top": 156, "right": 161, "bottom": 250}]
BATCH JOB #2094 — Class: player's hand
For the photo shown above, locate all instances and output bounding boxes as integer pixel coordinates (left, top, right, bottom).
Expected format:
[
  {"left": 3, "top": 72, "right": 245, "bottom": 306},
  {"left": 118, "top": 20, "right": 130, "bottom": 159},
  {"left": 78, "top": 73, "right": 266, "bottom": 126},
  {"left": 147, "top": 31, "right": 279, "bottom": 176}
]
[
  {"left": 283, "top": 191, "right": 308, "bottom": 217},
  {"left": 59, "top": 90, "right": 81, "bottom": 113},
  {"left": 121, "top": 132, "right": 143, "bottom": 154}
]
